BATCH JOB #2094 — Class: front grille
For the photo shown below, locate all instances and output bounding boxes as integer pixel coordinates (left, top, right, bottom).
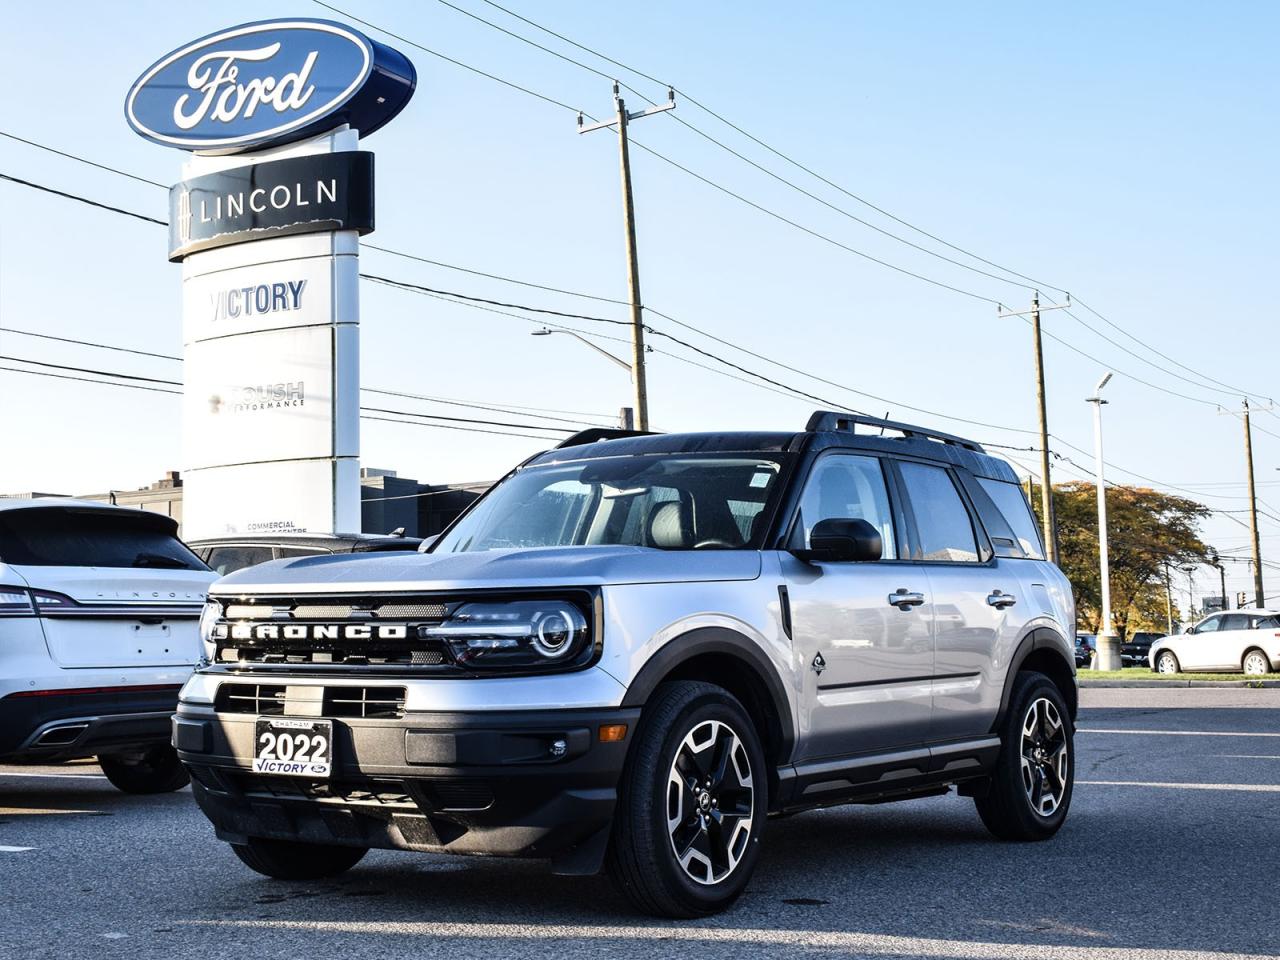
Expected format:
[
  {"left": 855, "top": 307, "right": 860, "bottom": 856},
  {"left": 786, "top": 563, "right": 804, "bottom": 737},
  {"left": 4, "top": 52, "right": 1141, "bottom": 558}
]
[
  {"left": 322, "top": 686, "right": 406, "bottom": 719},
  {"left": 215, "top": 683, "right": 287, "bottom": 715}
]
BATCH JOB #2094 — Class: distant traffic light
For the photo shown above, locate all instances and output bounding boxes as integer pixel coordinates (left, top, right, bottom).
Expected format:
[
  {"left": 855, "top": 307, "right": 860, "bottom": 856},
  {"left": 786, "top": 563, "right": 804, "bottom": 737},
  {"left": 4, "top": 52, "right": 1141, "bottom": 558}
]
[{"left": 1237, "top": 591, "right": 1249, "bottom": 609}]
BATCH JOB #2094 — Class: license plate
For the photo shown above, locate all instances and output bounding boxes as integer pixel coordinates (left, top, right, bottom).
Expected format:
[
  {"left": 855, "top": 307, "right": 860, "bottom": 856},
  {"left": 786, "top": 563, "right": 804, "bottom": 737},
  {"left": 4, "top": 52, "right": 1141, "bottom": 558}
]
[{"left": 252, "top": 718, "right": 333, "bottom": 777}]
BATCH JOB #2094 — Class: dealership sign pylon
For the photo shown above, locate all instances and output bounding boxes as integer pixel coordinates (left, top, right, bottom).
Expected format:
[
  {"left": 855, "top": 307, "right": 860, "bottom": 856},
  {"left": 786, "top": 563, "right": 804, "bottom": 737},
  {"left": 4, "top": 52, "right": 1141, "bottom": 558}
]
[{"left": 125, "top": 19, "right": 415, "bottom": 539}]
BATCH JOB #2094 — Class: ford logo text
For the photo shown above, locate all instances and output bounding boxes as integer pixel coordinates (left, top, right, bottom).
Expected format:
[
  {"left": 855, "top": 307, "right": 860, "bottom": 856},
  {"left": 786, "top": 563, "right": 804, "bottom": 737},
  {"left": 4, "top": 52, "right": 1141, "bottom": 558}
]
[{"left": 125, "top": 19, "right": 416, "bottom": 154}]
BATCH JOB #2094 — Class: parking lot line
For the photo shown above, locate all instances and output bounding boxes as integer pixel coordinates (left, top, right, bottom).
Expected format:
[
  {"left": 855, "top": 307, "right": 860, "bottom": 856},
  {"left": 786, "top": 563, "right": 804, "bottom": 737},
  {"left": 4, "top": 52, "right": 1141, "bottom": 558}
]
[
  {"left": 0, "top": 846, "right": 35, "bottom": 852},
  {"left": 0, "top": 771, "right": 107, "bottom": 779},
  {"left": 1079, "top": 728, "right": 1280, "bottom": 737},
  {"left": 1079, "top": 780, "right": 1280, "bottom": 792}
]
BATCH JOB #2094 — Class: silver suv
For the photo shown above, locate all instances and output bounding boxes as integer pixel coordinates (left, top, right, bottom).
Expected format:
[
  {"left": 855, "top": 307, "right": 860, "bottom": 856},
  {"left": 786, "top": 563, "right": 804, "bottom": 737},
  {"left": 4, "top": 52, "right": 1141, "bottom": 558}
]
[{"left": 176, "top": 413, "right": 1077, "bottom": 917}]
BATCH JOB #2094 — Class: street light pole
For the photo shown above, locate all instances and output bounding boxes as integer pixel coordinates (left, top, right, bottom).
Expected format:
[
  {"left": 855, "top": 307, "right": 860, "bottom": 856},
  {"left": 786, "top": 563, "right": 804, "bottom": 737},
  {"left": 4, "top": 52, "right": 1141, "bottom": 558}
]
[
  {"left": 531, "top": 327, "right": 640, "bottom": 429},
  {"left": 1087, "top": 372, "right": 1120, "bottom": 670},
  {"left": 1183, "top": 566, "right": 1197, "bottom": 624}
]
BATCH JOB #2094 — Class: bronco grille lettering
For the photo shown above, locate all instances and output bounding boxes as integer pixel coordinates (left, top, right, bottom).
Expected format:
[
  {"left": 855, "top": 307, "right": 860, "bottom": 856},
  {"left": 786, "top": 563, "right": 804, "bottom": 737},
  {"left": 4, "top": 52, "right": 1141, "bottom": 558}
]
[{"left": 214, "top": 623, "right": 410, "bottom": 641}]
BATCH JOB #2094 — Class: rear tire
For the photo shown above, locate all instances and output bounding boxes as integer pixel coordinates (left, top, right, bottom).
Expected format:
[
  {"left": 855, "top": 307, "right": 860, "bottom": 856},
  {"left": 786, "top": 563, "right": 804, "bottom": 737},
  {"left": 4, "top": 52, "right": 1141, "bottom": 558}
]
[
  {"left": 607, "top": 680, "right": 767, "bottom": 918},
  {"left": 1155, "top": 650, "right": 1180, "bottom": 675},
  {"left": 231, "top": 836, "right": 367, "bottom": 880},
  {"left": 975, "top": 670, "right": 1073, "bottom": 841},
  {"left": 98, "top": 746, "right": 189, "bottom": 794},
  {"left": 1243, "top": 649, "right": 1271, "bottom": 676}
]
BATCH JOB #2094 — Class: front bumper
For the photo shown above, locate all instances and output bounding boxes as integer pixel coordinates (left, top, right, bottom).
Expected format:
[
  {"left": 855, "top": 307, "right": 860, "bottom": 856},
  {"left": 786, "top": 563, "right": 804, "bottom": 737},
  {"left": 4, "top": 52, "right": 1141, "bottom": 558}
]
[
  {"left": 0, "top": 686, "right": 182, "bottom": 761},
  {"left": 174, "top": 700, "right": 641, "bottom": 873}
]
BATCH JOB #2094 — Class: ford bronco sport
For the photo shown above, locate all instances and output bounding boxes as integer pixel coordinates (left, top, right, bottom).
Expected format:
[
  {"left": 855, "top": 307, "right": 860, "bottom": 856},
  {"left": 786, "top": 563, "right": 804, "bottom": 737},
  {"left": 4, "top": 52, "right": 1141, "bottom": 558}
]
[{"left": 175, "top": 412, "right": 1077, "bottom": 917}]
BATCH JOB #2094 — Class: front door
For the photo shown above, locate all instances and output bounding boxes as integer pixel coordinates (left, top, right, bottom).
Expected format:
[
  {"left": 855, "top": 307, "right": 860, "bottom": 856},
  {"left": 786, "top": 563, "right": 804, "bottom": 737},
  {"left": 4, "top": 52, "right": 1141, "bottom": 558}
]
[{"left": 782, "top": 452, "right": 934, "bottom": 761}]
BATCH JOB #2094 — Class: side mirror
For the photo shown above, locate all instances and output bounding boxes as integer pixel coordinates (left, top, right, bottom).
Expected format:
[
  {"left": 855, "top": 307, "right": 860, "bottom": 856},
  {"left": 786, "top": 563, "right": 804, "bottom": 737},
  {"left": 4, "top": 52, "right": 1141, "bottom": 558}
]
[
  {"left": 1183, "top": 625, "right": 1195, "bottom": 635},
  {"left": 798, "top": 518, "right": 882, "bottom": 563}
]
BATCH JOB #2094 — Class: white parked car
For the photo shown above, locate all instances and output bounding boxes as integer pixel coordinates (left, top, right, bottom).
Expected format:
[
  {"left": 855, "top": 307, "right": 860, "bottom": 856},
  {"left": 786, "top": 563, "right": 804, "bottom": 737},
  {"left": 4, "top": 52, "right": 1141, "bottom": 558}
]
[
  {"left": 1148, "top": 610, "right": 1280, "bottom": 676},
  {"left": 0, "top": 499, "right": 215, "bottom": 792}
]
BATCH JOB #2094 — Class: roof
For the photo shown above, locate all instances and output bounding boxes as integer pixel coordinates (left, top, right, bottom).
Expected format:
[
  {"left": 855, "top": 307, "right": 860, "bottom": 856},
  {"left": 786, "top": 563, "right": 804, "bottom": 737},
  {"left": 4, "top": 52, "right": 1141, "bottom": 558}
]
[{"left": 527, "top": 427, "right": 1019, "bottom": 483}]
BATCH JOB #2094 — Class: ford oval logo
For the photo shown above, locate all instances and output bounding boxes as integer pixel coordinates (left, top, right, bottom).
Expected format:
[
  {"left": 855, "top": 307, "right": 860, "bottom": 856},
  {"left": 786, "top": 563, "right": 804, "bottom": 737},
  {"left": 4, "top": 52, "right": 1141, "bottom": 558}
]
[{"left": 125, "top": 18, "right": 416, "bottom": 154}]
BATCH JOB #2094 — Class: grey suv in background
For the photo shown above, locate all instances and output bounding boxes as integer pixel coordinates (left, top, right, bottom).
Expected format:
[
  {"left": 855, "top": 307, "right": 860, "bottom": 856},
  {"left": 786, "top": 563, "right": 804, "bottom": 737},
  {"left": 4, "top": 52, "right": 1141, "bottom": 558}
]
[{"left": 176, "top": 412, "right": 1077, "bottom": 917}]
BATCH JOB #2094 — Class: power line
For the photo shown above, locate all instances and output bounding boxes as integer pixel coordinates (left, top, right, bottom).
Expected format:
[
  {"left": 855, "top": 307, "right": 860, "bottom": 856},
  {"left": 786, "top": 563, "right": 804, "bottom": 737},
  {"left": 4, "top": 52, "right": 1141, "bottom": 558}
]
[
  {"left": 0, "top": 172, "right": 166, "bottom": 226},
  {"left": 0, "top": 131, "right": 167, "bottom": 189}
]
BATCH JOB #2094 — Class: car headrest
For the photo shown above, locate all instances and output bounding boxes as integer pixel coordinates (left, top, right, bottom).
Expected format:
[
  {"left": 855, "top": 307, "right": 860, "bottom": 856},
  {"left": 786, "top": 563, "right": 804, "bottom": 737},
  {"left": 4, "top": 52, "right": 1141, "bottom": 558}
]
[{"left": 648, "top": 500, "right": 691, "bottom": 549}]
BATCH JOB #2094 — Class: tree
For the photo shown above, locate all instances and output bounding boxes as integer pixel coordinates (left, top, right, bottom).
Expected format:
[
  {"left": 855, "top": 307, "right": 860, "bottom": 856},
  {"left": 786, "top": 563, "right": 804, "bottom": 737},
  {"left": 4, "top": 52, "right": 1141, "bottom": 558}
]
[{"left": 1033, "top": 481, "right": 1212, "bottom": 639}]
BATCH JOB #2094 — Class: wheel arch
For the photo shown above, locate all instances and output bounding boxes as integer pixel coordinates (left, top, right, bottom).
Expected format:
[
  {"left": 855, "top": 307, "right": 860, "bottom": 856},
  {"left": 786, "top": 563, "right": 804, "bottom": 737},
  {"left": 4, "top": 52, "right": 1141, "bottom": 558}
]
[
  {"left": 620, "top": 626, "right": 796, "bottom": 774},
  {"left": 1242, "top": 646, "right": 1270, "bottom": 670},
  {"left": 995, "top": 627, "right": 1078, "bottom": 728}
]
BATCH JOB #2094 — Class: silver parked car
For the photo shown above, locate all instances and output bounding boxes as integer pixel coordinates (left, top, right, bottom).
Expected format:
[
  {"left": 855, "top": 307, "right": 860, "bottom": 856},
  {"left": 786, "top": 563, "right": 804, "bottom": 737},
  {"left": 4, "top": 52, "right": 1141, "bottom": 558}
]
[{"left": 175, "top": 413, "right": 1077, "bottom": 916}]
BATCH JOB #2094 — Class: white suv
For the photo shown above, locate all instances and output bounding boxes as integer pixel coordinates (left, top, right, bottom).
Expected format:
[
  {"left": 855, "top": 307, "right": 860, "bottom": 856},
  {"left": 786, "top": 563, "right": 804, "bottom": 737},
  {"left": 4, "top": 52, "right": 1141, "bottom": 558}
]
[
  {"left": 0, "top": 499, "right": 215, "bottom": 792},
  {"left": 1149, "top": 610, "right": 1280, "bottom": 675}
]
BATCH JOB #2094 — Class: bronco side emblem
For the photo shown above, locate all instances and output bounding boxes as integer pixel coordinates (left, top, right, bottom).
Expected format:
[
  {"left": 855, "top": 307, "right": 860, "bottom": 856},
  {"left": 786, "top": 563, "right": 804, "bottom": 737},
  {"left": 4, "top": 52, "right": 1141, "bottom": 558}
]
[{"left": 811, "top": 652, "right": 826, "bottom": 675}]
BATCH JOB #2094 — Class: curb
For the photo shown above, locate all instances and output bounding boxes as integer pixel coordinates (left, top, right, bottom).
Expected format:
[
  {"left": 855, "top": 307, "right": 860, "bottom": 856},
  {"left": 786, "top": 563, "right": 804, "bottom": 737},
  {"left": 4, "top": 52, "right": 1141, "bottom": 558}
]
[{"left": 1079, "top": 679, "right": 1280, "bottom": 688}]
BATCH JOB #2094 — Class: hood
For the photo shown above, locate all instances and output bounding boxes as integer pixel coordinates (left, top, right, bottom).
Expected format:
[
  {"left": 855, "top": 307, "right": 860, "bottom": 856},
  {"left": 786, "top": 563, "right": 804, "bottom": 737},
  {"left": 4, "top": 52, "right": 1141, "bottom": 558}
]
[{"left": 210, "top": 545, "right": 762, "bottom": 595}]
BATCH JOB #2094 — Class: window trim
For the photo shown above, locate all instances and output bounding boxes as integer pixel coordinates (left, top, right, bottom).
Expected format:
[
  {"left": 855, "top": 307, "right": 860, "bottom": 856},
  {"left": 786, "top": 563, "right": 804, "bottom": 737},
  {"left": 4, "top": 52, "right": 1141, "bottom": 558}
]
[
  {"left": 781, "top": 449, "right": 908, "bottom": 562},
  {"left": 886, "top": 457, "right": 994, "bottom": 566}
]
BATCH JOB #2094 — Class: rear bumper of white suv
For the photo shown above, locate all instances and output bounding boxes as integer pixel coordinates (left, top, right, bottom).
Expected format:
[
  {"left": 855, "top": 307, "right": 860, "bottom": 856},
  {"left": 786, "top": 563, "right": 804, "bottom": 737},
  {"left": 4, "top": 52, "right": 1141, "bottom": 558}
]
[{"left": 0, "top": 681, "right": 186, "bottom": 761}]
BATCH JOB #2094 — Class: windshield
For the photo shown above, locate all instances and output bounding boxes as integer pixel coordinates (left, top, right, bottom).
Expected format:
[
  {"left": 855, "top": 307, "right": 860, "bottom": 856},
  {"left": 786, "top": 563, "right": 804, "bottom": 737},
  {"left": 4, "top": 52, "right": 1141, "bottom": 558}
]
[{"left": 435, "top": 454, "right": 789, "bottom": 553}]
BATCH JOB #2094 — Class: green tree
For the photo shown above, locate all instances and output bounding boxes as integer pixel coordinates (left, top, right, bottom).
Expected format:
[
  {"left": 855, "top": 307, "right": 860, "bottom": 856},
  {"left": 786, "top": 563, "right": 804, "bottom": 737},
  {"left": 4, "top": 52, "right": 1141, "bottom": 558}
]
[{"left": 1033, "top": 481, "right": 1211, "bottom": 639}]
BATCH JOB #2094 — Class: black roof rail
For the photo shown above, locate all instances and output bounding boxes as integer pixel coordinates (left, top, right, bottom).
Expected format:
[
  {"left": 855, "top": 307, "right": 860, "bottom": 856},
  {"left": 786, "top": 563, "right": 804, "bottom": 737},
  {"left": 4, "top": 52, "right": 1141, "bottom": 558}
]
[
  {"left": 555, "top": 427, "right": 657, "bottom": 449},
  {"left": 805, "top": 410, "right": 985, "bottom": 453}
]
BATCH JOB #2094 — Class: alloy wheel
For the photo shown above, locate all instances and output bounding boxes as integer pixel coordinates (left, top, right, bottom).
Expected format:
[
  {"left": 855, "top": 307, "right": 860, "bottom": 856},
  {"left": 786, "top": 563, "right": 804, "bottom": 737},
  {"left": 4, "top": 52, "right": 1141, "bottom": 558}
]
[
  {"left": 666, "top": 719, "right": 755, "bottom": 885},
  {"left": 1157, "top": 652, "right": 1178, "bottom": 674},
  {"left": 1020, "top": 697, "right": 1068, "bottom": 817}
]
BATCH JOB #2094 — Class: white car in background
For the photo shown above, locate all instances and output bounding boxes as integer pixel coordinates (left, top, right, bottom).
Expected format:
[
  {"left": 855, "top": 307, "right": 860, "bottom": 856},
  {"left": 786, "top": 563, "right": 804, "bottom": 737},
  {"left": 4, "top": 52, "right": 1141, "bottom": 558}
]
[
  {"left": 1149, "top": 610, "right": 1280, "bottom": 676},
  {"left": 0, "top": 499, "right": 215, "bottom": 792}
]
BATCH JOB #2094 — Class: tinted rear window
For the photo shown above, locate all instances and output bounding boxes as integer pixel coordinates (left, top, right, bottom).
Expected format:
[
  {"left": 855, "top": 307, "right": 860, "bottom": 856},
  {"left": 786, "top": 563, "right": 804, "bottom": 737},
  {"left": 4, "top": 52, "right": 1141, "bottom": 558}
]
[{"left": 0, "top": 509, "right": 206, "bottom": 570}]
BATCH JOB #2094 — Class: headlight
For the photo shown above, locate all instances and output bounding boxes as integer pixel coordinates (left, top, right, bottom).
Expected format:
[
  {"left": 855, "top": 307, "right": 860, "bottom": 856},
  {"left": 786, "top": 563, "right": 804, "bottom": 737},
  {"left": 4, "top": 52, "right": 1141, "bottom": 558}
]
[
  {"left": 198, "top": 599, "right": 222, "bottom": 662},
  {"left": 422, "top": 599, "right": 592, "bottom": 670}
]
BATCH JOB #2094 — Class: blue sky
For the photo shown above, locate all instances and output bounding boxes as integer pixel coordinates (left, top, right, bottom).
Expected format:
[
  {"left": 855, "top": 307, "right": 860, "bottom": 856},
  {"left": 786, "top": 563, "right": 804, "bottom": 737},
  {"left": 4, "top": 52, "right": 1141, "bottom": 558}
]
[{"left": 1, "top": 1, "right": 1277, "bottom": 606}]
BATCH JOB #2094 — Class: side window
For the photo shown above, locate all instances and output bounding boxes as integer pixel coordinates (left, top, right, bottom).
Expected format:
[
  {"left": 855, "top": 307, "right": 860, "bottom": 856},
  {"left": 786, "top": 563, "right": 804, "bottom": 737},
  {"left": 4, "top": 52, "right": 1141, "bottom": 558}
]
[
  {"left": 205, "top": 546, "right": 273, "bottom": 576},
  {"left": 1219, "top": 613, "right": 1250, "bottom": 631},
  {"left": 1195, "top": 616, "right": 1222, "bottom": 634},
  {"left": 794, "top": 454, "right": 896, "bottom": 558},
  {"left": 275, "top": 547, "right": 330, "bottom": 560},
  {"left": 897, "top": 461, "right": 980, "bottom": 563},
  {"left": 1254, "top": 616, "right": 1280, "bottom": 629}
]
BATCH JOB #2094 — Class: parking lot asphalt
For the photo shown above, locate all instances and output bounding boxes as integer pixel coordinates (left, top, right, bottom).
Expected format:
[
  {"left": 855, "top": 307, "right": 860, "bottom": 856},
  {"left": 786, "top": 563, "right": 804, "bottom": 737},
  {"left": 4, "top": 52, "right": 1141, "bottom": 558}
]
[{"left": 3, "top": 687, "right": 1278, "bottom": 960}]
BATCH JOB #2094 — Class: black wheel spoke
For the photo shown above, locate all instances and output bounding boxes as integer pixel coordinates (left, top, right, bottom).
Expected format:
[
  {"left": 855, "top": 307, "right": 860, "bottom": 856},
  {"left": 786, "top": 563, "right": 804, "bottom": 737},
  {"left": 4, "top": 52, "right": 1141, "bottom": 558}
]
[{"left": 666, "top": 718, "right": 754, "bottom": 886}]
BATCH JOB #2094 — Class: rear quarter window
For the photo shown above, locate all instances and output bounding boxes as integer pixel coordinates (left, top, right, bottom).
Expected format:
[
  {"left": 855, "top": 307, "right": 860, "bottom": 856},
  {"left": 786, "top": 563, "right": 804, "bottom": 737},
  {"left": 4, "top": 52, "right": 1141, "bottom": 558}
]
[
  {"left": 0, "top": 508, "right": 206, "bottom": 570},
  {"left": 977, "top": 478, "right": 1045, "bottom": 561}
]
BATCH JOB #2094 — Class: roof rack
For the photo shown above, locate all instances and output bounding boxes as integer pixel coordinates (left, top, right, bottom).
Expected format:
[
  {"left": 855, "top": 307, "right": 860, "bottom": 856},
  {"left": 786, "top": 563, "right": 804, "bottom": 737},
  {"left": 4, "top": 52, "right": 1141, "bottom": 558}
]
[
  {"left": 805, "top": 411, "right": 984, "bottom": 452},
  {"left": 555, "top": 427, "right": 657, "bottom": 449}
]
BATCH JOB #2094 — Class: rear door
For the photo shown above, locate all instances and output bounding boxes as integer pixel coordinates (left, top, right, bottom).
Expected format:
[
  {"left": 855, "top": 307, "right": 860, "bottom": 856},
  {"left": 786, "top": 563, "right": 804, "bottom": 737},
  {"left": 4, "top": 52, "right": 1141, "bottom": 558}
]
[
  {"left": 890, "top": 459, "right": 1012, "bottom": 744},
  {"left": 0, "top": 505, "right": 213, "bottom": 668},
  {"left": 1209, "top": 613, "right": 1254, "bottom": 670}
]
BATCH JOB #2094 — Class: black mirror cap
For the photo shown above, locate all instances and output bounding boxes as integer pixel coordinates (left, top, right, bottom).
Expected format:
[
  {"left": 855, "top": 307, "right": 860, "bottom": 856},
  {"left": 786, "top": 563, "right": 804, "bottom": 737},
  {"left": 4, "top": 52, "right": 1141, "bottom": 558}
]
[{"left": 799, "top": 517, "right": 883, "bottom": 563}]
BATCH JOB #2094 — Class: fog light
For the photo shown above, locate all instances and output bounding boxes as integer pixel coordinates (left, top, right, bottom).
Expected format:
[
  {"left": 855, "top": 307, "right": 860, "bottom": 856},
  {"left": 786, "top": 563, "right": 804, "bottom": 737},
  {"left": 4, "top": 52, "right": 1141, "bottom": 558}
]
[
  {"left": 549, "top": 738, "right": 568, "bottom": 758},
  {"left": 599, "top": 724, "right": 628, "bottom": 743}
]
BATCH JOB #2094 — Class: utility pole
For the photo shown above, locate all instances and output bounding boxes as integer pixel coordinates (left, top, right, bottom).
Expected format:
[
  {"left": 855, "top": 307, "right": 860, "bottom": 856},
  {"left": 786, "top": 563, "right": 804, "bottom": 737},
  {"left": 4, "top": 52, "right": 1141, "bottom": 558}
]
[
  {"left": 999, "top": 293, "right": 1072, "bottom": 564},
  {"left": 1209, "top": 549, "right": 1227, "bottom": 613},
  {"left": 1183, "top": 566, "right": 1197, "bottom": 623},
  {"left": 1242, "top": 399, "right": 1265, "bottom": 607},
  {"left": 579, "top": 84, "right": 675, "bottom": 432}
]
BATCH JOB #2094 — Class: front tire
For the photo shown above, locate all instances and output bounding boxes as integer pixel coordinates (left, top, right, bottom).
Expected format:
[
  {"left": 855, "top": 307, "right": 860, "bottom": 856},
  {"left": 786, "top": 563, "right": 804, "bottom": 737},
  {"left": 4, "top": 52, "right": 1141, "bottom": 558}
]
[
  {"left": 975, "top": 671, "right": 1073, "bottom": 841},
  {"left": 1156, "top": 650, "right": 1180, "bottom": 674},
  {"left": 231, "top": 837, "right": 367, "bottom": 880},
  {"left": 1243, "top": 649, "right": 1271, "bottom": 676},
  {"left": 98, "top": 746, "right": 189, "bottom": 794},
  {"left": 607, "top": 680, "right": 767, "bottom": 918}
]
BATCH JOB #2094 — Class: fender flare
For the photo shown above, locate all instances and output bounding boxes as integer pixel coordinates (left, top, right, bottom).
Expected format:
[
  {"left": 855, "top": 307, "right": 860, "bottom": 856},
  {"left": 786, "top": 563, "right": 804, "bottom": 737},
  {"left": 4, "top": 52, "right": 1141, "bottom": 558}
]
[
  {"left": 619, "top": 626, "right": 796, "bottom": 762},
  {"left": 995, "top": 626, "right": 1077, "bottom": 727}
]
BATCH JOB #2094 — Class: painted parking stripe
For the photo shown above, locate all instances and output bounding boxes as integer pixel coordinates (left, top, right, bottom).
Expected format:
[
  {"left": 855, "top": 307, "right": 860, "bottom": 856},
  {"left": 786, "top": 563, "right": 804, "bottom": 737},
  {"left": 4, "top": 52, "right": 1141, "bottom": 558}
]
[
  {"left": 1080, "top": 728, "right": 1280, "bottom": 738},
  {"left": 0, "top": 846, "right": 35, "bottom": 852},
  {"left": 1080, "top": 780, "right": 1280, "bottom": 792}
]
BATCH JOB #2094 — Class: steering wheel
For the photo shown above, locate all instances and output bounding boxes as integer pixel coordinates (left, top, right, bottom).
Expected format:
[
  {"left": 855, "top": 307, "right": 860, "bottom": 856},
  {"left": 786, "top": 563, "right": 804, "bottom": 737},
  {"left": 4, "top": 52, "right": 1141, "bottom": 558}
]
[{"left": 692, "top": 538, "right": 736, "bottom": 550}]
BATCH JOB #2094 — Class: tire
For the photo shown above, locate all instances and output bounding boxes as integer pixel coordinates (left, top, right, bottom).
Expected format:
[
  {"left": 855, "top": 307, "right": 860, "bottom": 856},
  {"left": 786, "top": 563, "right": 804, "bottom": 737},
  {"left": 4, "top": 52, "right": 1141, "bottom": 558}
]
[
  {"left": 231, "top": 836, "right": 368, "bottom": 881},
  {"left": 1243, "top": 649, "right": 1271, "bottom": 676},
  {"left": 975, "top": 671, "right": 1073, "bottom": 842},
  {"left": 1155, "top": 650, "right": 1181, "bottom": 675},
  {"left": 98, "top": 746, "right": 190, "bottom": 794},
  {"left": 607, "top": 680, "right": 767, "bottom": 918}
]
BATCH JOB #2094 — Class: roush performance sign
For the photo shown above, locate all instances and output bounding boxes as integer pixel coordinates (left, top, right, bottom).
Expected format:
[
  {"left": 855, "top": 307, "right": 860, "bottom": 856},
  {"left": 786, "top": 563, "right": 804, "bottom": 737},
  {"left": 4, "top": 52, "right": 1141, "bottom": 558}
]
[{"left": 169, "top": 151, "right": 374, "bottom": 260}]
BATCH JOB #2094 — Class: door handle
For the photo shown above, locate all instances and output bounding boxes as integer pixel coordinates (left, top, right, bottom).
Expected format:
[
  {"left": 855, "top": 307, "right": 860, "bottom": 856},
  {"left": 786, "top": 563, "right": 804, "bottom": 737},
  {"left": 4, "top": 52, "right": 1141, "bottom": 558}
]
[
  {"left": 987, "top": 590, "right": 1017, "bottom": 609},
  {"left": 888, "top": 589, "right": 926, "bottom": 609}
]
